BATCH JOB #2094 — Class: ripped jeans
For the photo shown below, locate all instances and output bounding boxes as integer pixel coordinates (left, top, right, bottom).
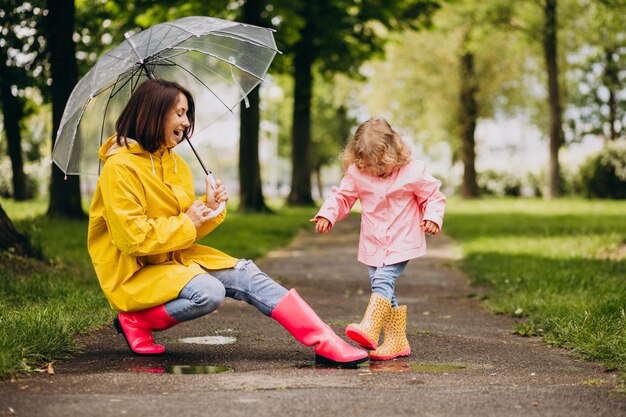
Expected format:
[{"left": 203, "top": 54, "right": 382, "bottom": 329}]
[{"left": 164, "top": 259, "right": 289, "bottom": 322}]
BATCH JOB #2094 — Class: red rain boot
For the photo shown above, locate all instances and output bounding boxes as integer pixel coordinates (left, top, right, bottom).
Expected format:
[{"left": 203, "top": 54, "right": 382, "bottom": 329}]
[
  {"left": 114, "top": 304, "right": 180, "bottom": 356},
  {"left": 271, "top": 289, "right": 369, "bottom": 366}
]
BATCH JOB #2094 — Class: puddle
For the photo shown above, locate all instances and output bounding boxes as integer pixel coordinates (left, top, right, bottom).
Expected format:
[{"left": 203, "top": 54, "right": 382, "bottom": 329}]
[
  {"left": 295, "top": 362, "right": 370, "bottom": 370},
  {"left": 409, "top": 363, "right": 467, "bottom": 372},
  {"left": 130, "top": 366, "right": 166, "bottom": 374},
  {"left": 296, "top": 359, "right": 468, "bottom": 373},
  {"left": 165, "top": 365, "right": 232, "bottom": 374},
  {"left": 179, "top": 336, "right": 237, "bottom": 345},
  {"left": 131, "top": 365, "right": 232, "bottom": 374}
]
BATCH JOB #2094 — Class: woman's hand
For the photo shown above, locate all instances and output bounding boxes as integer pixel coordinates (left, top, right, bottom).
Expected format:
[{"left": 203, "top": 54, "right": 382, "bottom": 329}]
[
  {"left": 310, "top": 217, "right": 332, "bottom": 234},
  {"left": 206, "top": 176, "right": 228, "bottom": 210},
  {"left": 185, "top": 200, "right": 213, "bottom": 230},
  {"left": 421, "top": 220, "right": 440, "bottom": 235}
]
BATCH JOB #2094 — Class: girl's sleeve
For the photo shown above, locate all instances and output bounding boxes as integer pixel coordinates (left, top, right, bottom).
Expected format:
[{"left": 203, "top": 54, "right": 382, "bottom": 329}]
[
  {"left": 412, "top": 163, "right": 446, "bottom": 232},
  {"left": 101, "top": 162, "right": 197, "bottom": 256},
  {"left": 315, "top": 167, "right": 359, "bottom": 225}
]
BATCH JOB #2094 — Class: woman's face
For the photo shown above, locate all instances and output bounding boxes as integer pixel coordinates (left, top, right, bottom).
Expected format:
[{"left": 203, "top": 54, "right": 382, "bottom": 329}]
[{"left": 164, "top": 93, "right": 190, "bottom": 148}]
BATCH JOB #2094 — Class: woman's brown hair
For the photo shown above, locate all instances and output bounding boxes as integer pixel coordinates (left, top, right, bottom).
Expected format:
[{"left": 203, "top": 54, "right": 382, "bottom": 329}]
[
  {"left": 340, "top": 118, "right": 411, "bottom": 174},
  {"left": 115, "top": 79, "right": 195, "bottom": 152}
]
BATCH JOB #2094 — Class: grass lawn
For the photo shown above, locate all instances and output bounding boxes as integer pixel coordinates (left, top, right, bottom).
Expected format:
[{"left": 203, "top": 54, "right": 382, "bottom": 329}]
[
  {"left": 0, "top": 197, "right": 315, "bottom": 378},
  {"left": 444, "top": 197, "right": 626, "bottom": 378}
]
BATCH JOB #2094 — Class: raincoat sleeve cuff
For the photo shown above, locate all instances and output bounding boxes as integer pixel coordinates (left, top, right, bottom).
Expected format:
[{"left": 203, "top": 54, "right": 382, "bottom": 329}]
[
  {"left": 315, "top": 207, "right": 338, "bottom": 226},
  {"left": 195, "top": 207, "right": 228, "bottom": 240}
]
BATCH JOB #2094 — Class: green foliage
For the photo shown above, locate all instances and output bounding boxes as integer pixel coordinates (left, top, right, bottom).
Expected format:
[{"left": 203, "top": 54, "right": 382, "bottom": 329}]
[
  {"left": 360, "top": 0, "right": 533, "bottom": 153},
  {"left": 576, "top": 140, "right": 626, "bottom": 199},
  {"left": 476, "top": 170, "right": 522, "bottom": 196},
  {"left": 445, "top": 197, "right": 626, "bottom": 376},
  {"left": 564, "top": 0, "right": 626, "bottom": 143}
]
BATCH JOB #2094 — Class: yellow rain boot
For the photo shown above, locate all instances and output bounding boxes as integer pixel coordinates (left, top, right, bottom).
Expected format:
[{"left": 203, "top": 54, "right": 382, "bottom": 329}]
[
  {"left": 369, "top": 305, "right": 411, "bottom": 361},
  {"left": 345, "top": 293, "right": 391, "bottom": 350}
]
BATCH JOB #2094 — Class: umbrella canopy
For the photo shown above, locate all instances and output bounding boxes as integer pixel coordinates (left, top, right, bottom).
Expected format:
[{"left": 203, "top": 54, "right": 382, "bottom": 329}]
[{"left": 52, "top": 16, "right": 279, "bottom": 176}]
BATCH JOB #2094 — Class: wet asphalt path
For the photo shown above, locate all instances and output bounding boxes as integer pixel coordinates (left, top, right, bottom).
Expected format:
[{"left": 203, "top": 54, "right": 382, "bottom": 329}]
[{"left": 1, "top": 216, "right": 625, "bottom": 417}]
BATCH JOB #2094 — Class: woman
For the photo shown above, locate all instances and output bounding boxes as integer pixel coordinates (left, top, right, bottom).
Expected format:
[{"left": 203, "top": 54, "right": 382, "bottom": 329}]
[{"left": 87, "top": 79, "right": 367, "bottom": 366}]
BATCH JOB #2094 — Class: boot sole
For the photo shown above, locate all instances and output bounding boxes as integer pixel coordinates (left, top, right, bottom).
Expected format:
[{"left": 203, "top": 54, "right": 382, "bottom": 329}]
[
  {"left": 369, "top": 347, "right": 411, "bottom": 361},
  {"left": 345, "top": 326, "right": 378, "bottom": 350},
  {"left": 114, "top": 317, "right": 165, "bottom": 357},
  {"left": 315, "top": 354, "right": 369, "bottom": 367}
]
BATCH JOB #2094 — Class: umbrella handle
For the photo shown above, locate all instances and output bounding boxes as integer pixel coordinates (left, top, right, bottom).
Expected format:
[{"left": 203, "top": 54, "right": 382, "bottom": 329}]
[{"left": 205, "top": 172, "right": 226, "bottom": 220}]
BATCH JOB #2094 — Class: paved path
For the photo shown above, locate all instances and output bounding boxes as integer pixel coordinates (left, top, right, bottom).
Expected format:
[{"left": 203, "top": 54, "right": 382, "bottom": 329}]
[{"left": 1, "top": 216, "right": 625, "bottom": 417}]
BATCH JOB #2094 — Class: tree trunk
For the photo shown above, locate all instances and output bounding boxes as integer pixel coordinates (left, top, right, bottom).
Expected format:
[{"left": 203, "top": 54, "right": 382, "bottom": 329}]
[
  {"left": 239, "top": 86, "right": 271, "bottom": 212},
  {"left": 459, "top": 44, "right": 479, "bottom": 198},
  {"left": 0, "top": 203, "right": 38, "bottom": 258},
  {"left": 238, "top": 0, "right": 270, "bottom": 213},
  {"left": 287, "top": 2, "right": 315, "bottom": 206},
  {"left": 0, "top": 47, "right": 29, "bottom": 201},
  {"left": 604, "top": 47, "right": 619, "bottom": 141},
  {"left": 543, "top": 0, "right": 563, "bottom": 198},
  {"left": 46, "top": 0, "right": 84, "bottom": 218}
]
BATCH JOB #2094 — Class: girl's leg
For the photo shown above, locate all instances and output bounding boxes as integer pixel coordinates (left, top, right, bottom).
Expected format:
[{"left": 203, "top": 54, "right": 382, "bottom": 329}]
[
  {"left": 208, "top": 259, "right": 288, "bottom": 316},
  {"left": 164, "top": 274, "right": 226, "bottom": 322},
  {"left": 367, "top": 261, "right": 408, "bottom": 308}
]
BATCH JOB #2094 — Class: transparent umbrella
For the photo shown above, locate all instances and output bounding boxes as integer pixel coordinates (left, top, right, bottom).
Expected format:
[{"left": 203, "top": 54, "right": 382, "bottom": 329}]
[{"left": 51, "top": 16, "right": 279, "bottom": 177}]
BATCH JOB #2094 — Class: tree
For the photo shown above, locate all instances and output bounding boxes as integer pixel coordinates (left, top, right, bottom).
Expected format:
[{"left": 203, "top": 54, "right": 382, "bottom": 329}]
[
  {"left": 0, "top": 202, "right": 38, "bottom": 257},
  {"left": 284, "top": 0, "right": 440, "bottom": 205},
  {"left": 542, "top": 0, "right": 564, "bottom": 198},
  {"left": 238, "top": 0, "right": 272, "bottom": 212},
  {"left": 358, "top": 1, "right": 530, "bottom": 197},
  {"left": 566, "top": 0, "right": 626, "bottom": 143},
  {"left": 458, "top": 31, "right": 479, "bottom": 198},
  {"left": 45, "top": 0, "right": 83, "bottom": 218},
  {"left": 0, "top": 0, "right": 46, "bottom": 201}
]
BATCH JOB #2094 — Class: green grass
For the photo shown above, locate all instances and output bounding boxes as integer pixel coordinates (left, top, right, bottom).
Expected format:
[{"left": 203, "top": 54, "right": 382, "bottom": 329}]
[
  {"left": 445, "top": 197, "right": 626, "bottom": 377},
  {"left": 0, "top": 197, "right": 315, "bottom": 378}
]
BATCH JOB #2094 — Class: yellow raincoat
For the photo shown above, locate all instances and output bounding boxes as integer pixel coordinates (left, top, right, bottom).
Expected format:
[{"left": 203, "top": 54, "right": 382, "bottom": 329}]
[{"left": 88, "top": 135, "right": 237, "bottom": 312}]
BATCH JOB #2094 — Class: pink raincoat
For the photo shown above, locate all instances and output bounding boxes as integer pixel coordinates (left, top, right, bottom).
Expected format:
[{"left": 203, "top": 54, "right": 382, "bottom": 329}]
[{"left": 315, "top": 159, "right": 446, "bottom": 267}]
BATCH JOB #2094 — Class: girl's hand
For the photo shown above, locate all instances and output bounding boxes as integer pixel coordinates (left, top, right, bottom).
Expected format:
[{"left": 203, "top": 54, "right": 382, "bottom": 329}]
[
  {"left": 421, "top": 220, "right": 440, "bottom": 235},
  {"left": 206, "top": 176, "right": 228, "bottom": 210},
  {"left": 310, "top": 217, "right": 332, "bottom": 234},
  {"left": 185, "top": 200, "right": 213, "bottom": 230}
]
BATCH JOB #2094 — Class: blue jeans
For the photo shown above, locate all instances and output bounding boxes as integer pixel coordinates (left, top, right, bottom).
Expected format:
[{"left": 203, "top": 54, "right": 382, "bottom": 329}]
[
  {"left": 367, "top": 261, "right": 408, "bottom": 308},
  {"left": 164, "top": 259, "right": 288, "bottom": 322}
]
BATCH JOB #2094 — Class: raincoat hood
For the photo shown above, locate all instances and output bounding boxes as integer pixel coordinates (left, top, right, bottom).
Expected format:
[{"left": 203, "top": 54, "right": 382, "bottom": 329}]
[{"left": 99, "top": 135, "right": 143, "bottom": 160}]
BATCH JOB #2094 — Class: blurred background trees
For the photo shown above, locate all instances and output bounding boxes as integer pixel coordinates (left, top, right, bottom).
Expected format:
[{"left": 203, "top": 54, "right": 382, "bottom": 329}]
[{"left": 1, "top": 0, "right": 625, "bottom": 242}]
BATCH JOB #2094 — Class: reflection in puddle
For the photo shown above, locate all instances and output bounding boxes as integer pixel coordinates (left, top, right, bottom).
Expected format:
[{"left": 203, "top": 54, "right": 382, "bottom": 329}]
[
  {"left": 296, "top": 359, "right": 468, "bottom": 373},
  {"left": 370, "top": 359, "right": 466, "bottom": 373},
  {"left": 130, "top": 366, "right": 166, "bottom": 374},
  {"left": 296, "top": 361, "right": 370, "bottom": 370},
  {"left": 179, "top": 336, "right": 237, "bottom": 345},
  {"left": 409, "top": 363, "right": 467, "bottom": 372},
  {"left": 165, "top": 365, "right": 232, "bottom": 374},
  {"left": 131, "top": 365, "right": 232, "bottom": 374}
]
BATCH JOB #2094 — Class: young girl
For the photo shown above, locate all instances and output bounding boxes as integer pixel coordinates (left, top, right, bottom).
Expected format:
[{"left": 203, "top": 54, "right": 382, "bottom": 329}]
[{"left": 311, "top": 118, "right": 446, "bottom": 361}]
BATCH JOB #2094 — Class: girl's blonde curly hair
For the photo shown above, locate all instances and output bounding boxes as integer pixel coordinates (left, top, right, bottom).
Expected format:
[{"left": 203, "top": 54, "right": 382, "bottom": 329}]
[{"left": 340, "top": 118, "right": 411, "bottom": 175}]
